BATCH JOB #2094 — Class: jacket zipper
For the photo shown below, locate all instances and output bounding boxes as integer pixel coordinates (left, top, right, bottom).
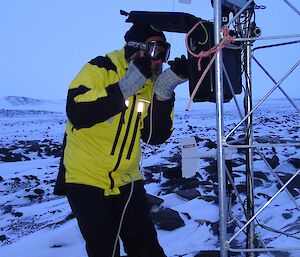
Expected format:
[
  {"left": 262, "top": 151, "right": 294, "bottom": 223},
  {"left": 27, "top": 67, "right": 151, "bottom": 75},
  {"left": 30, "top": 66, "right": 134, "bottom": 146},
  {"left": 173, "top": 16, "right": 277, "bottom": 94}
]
[
  {"left": 108, "top": 95, "right": 136, "bottom": 189},
  {"left": 126, "top": 113, "right": 140, "bottom": 160},
  {"left": 110, "top": 110, "right": 126, "bottom": 155}
]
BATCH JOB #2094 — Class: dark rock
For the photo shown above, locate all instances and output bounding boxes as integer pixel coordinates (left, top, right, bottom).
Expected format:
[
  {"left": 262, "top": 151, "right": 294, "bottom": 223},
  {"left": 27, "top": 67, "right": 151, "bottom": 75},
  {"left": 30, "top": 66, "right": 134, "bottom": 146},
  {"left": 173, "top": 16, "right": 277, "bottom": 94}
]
[
  {"left": 28, "top": 141, "right": 40, "bottom": 152},
  {"left": 44, "top": 146, "right": 51, "bottom": 156},
  {"left": 204, "top": 139, "right": 217, "bottom": 149},
  {"left": 231, "top": 172, "right": 242, "bottom": 178},
  {"left": 65, "top": 213, "right": 75, "bottom": 221},
  {"left": 50, "top": 244, "right": 63, "bottom": 248},
  {"left": 23, "top": 175, "right": 38, "bottom": 180},
  {"left": 277, "top": 173, "right": 300, "bottom": 197},
  {"left": 289, "top": 158, "right": 300, "bottom": 169},
  {"left": 231, "top": 158, "right": 246, "bottom": 167},
  {"left": 194, "top": 250, "right": 241, "bottom": 257},
  {"left": 8, "top": 145, "right": 18, "bottom": 151},
  {"left": 162, "top": 165, "right": 182, "bottom": 179},
  {"left": 50, "top": 212, "right": 75, "bottom": 228},
  {"left": 198, "top": 180, "right": 212, "bottom": 186},
  {"left": 162, "top": 177, "right": 188, "bottom": 188},
  {"left": 203, "top": 186, "right": 214, "bottom": 194},
  {"left": 195, "top": 172, "right": 204, "bottom": 180},
  {"left": 194, "top": 250, "right": 220, "bottom": 257},
  {"left": 34, "top": 188, "right": 45, "bottom": 195},
  {"left": 50, "top": 148, "right": 62, "bottom": 158},
  {"left": 236, "top": 184, "right": 246, "bottom": 194},
  {"left": 277, "top": 183, "right": 299, "bottom": 197},
  {"left": 180, "top": 178, "right": 201, "bottom": 190},
  {"left": 12, "top": 177, "right": 21, "bottom": 183},
  {"left": 24, "top": 194, "right": 39, "bottom": 201},
  {"left": 265, "top": 155, "right": 280, "bottom": 169},
  {"left": 182, "top": 212, "right": 191, "bottom": 220},
  {"left": 254, "top": 171, "right": 269, "bottom": 181},
  {"left": 150, "top": 207, "right": 185, "bottom": 231},
  {"left": 0, "top": 234, "right": 7, "bottom": 242},
  {"left": 283, "top": 218, "right": 300, "bottom": 233},
  {"left": 0, "top": 176, "right": 3, "bottom": 182},
  {"left": 0, "top": 148, "right": 10, "bottom": 155},
  {"left": 13, "top": 211, "right": 23, "bottom": 217},
  {"left": 198, "top": 195, "right": 218, "bottom": 203},
  {"left": 202, "top": 157, "right": 215, "bottom": 163},
  {"left": 143, "top": 165, "right": 163, "bottom": 174},
  {"left": 237, "top": 148, "right": 246, "bottom": 154},
  {"left": 2, "top": 205, "right": 13, "bottom": 214},
  {"left": 211, "top": 184, "right": 219, "bottom": 196},
  {"left": 44, "top": 146, "right": 62, "bottom": 157},
  {"left": 194, "top": 136, "right": 204, "bottom": 143},
  {"left": 282, "top": 212, "right": 293, "bottom": 219},
  {"left": 1, "top": 152, "right": 31, "bottom": 162},
  {"left": 272, "top": 252, "right": 292, "bottom": 257},
  {"left": 257, "top": 193, "right": 272, "bottom": 200},
  {"left": 203, "top": 162, "right": 218, "bottom": 183},
  {"left": 146, "top": 194, "right": 164, "bottom": 210},
  {"left": 254, "top": 178, "right": 264, "bottom": 188},
  {"left": 161, "top": 177, "right": 200, "bottom": 192},
  {"left": 143, "top": 171, "right": 158, "bottom": 184},
  {"left": 37, "top": 150, "right": 43, "bottom": 157},
  {"left": 210, "top": 221, "right": 220, "bottom": 236},
  {"left": 163, "top": 152, "right": 181, "bottom": 164},
  {"left": 176, "top": 189, "right": 200, "bottom": 200}
]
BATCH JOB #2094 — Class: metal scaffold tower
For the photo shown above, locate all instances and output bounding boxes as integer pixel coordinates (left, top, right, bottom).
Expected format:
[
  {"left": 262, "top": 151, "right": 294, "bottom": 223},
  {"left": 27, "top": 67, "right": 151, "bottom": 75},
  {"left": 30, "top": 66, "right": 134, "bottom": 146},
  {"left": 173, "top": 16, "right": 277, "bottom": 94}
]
[
  {"left": 213, "top": 0, "right": 300, "bottom": 256},
  {"left": 122, "top": 2, "right": 299, "bottom": 255}
]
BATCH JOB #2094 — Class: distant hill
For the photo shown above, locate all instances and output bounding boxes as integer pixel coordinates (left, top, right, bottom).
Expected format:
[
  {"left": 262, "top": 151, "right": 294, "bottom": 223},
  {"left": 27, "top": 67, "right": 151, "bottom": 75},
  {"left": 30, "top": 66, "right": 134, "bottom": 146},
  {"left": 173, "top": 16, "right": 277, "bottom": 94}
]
[
  {"left": 4, "top": 96, "right": 53, "bottom": 105},
  {"left": 0, "top": 96, "right": 65, "bottom": 112}
]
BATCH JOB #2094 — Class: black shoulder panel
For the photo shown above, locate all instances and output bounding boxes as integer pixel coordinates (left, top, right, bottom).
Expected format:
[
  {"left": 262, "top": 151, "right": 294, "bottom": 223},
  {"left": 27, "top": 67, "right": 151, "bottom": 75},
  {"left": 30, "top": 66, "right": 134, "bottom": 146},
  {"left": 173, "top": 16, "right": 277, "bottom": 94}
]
[
  {"left": 66, "top": 84, "right": 126, "bottom": 129},
  {"left": 88, "top": 56, "right": 117, "bottom": 73}
]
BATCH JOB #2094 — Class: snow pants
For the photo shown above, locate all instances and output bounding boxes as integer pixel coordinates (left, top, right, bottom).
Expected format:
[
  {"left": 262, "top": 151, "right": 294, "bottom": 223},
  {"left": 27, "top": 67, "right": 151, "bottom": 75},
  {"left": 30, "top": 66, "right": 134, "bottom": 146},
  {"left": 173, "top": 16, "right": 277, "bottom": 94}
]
[{"left": 66, "top": 181, "right": 166, "bottom": 257}]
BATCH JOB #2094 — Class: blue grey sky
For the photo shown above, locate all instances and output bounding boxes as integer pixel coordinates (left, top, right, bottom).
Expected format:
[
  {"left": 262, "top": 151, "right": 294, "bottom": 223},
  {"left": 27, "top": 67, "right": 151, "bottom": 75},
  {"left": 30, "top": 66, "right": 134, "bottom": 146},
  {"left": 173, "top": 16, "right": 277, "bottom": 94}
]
[{"left": 1, "top": 0, "right": 299, "bottom": 100}]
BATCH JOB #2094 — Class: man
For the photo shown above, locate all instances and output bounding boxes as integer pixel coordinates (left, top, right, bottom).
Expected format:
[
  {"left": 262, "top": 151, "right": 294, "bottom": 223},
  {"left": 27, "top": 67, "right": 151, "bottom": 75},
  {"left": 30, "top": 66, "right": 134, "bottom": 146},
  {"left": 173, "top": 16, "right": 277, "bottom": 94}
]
[{"left": 54, "top": 23, "right": 188, "bottom": 257}]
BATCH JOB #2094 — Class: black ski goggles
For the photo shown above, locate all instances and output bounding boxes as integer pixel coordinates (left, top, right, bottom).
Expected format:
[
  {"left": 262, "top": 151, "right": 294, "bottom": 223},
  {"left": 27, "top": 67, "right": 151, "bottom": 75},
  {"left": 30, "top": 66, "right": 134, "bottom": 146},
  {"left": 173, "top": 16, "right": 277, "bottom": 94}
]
[{"left": 127, "top": 40, "right": 171, "bottom": 62}]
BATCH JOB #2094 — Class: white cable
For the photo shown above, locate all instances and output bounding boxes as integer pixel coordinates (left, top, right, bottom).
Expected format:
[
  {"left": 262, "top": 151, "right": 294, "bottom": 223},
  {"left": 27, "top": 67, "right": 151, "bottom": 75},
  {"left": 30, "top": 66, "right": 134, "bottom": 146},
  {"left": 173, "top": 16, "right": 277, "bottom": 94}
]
[
  {"left": 140, "top": 90, "right": 156, "bottom": 168},
  {"left": 146, "top": 90, "right": 155, "bottom": 146},
  {"left": 112, "top": 89, "right": 156, "bottom": 257},
  {"left": 111, "top": 172, "right": 134, "bottom": 257}
]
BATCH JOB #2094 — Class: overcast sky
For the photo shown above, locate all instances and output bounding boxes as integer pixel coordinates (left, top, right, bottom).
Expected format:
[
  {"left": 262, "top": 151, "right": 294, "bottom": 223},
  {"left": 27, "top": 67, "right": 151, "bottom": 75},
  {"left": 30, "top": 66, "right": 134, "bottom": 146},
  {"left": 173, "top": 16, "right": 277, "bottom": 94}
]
[{"left": 1, "top": 0, "right": 299, "bottom": 101}]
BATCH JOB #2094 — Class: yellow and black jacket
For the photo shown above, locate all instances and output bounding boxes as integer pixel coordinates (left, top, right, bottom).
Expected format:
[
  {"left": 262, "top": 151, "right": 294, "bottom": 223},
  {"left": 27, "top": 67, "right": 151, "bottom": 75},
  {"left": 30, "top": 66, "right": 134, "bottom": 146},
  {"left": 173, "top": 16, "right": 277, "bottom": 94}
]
[{"left": 54, "top": 48, "right": 175, "bottom": 196}]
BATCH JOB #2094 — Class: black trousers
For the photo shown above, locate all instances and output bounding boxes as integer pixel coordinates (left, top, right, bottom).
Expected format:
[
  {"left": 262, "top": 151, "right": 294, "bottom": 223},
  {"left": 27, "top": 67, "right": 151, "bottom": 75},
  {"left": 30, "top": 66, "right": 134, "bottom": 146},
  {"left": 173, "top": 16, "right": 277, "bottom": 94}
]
[{"left": 66, "top": 181, "right": 166, "bottom": 257}]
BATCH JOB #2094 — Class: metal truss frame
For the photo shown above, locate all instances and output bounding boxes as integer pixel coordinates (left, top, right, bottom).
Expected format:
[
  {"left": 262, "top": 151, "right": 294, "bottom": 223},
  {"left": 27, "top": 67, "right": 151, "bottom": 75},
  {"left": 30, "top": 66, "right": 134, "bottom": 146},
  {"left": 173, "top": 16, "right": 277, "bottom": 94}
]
[{"left": 213, "top": 0, "right": 300, "bottom": 256}]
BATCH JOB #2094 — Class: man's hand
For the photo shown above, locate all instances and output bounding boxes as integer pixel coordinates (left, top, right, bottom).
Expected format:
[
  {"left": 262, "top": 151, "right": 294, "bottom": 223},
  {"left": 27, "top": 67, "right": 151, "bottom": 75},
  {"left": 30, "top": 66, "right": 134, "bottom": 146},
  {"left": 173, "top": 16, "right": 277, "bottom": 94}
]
[
  {"left": 167, "top": 55, "right": 189, "bottom": 79},
  {"left": 133, "top": 57, "right": 152, "bottom": 79},
  {"left": 119, "top": 57, "right": 152, "bottom": 99},
  {"left": 154, "top": 55, "right": 188, "bottom": 100}
]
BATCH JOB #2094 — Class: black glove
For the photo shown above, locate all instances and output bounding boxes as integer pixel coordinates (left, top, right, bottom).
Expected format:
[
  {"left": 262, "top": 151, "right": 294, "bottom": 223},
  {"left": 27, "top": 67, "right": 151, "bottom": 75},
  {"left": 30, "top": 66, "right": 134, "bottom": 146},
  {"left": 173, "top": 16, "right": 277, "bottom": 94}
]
[
  {"left": 133, "top": 57, "right": 152, "bottom": 79},
  {"left": 167, "top": 55, "right": 189, "bottom": 79}
]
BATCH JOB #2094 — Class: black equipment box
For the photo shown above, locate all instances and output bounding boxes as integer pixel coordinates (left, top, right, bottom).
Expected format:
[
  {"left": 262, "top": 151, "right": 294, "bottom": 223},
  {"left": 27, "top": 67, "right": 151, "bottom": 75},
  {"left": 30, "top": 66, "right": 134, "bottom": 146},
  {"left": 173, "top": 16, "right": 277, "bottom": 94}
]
[
  {"left": 124, "top": 11, "right": 242, "bottom": 103},
  {"left": 187, "top": 21, "right": 242, "bottom": 102}
]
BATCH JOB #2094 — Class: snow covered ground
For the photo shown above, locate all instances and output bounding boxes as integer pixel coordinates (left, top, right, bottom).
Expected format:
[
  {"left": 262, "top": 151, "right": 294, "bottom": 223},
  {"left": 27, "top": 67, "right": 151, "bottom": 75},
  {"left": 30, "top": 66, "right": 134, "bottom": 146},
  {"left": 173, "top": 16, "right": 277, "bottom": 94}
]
[{"left": 0, "top": 96, "right": 299, "bottom": 257}]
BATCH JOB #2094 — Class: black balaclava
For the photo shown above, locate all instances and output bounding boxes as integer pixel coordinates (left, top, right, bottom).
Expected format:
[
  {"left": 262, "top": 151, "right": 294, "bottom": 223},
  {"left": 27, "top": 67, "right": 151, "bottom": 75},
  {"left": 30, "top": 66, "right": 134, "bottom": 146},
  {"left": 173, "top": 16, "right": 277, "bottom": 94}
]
[{"left": 124, "top": 24, "right": 166, "bottom": 59}]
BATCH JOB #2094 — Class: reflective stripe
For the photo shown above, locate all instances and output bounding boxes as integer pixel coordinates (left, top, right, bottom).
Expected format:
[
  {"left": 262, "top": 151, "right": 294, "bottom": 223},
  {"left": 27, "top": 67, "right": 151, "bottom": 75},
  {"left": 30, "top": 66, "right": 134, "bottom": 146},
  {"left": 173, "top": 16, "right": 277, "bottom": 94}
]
[
  {"left": 126, "top": 113, "right": 140, "bottom": 160},
  {"left": 127, "top": 100, "right": 144, "bottom": 159},
  {"left": 109, "top": 95, "right": 137, "bottom": 189},
  {"left": 110, "top": 110, "right": 125, "bottom": 155}
]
